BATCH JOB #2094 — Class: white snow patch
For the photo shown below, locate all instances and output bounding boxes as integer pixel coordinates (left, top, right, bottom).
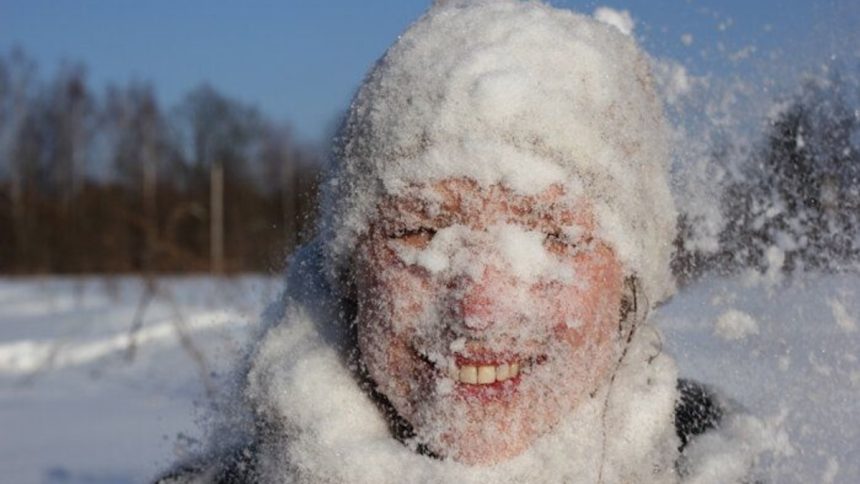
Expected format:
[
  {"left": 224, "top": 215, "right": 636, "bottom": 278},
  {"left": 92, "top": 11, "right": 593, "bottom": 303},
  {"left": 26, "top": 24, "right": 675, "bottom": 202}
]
[
  {"left": 714, "top": 309, "right": 759, "bottom": 341},
  {"left": 652, "top": 58, "right": 700, "bottom": 107},
  {"left": 728, "top": 45, "right": 756, "bottom": 62},
  {"left": 593, "top": 7, "right": 635, "bottom": 36},
  {"left": 681, "top": 410, "right": 793, "bottom": 484},
  {"left": 656, "top": 273, "right": 860, "bottom": 482},
  {"left": 0, "top": 276, "right": 279, "bottom": 483},
  {"left": 828, "top": 298, "right": 857, "bottom": 333},
  {"left": 745, "top": 245, "right": 786, "bottom": 287},
  {"left": 823, "top": 456, "right": 840, "bottom": 484},
  {"left": 0, "top": 309, "right": 235, "bottom": 375},
  {"left": 393, "top": 224, "right": 574, "bottom": 283}
]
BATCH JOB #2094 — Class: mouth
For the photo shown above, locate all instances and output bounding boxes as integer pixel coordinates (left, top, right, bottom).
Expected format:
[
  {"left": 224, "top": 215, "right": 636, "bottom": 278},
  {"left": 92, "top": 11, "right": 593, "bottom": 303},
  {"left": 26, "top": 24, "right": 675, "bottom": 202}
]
[
  {"left": 414, "top": 347, "right": 546, "bottom": 386},
  {"left": 451, "top": 359, "right": 520, "bottom": 385}
]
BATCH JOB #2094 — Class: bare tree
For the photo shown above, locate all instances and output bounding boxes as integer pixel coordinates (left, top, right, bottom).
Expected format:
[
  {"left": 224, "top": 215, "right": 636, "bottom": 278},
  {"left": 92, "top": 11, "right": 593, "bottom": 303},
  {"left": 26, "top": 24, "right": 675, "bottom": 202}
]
[
  {"left": 173, "top": 84, "right": 263, "bottom": 273},
  {"left": 0, "top": 51, "right": 323, "bottom": 274},
  {"left": 0, "top": 49, "right": 37, "bottom": 268},
  {"left": 104, "top": 82, "right": 168, "bottom": 270},
  {"left": 45, "top": 63, "right": 94, "bottom": 214}
]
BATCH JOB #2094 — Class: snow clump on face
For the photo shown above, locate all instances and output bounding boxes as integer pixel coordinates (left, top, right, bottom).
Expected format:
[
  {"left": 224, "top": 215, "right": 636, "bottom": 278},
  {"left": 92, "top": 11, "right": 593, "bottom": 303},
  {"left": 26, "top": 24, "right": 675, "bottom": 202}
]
[
  {"left": 320, "top": 0, "right": 677, "bottom": 307},
  {"left": 392, "top": 223, "right": 576, "bottom": 283}
]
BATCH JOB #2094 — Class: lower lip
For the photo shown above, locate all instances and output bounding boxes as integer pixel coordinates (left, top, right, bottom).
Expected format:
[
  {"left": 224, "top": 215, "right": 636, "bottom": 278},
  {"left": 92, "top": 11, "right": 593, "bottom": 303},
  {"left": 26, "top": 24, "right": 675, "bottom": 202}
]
[{"left": 454, "top": 376, "right": 522, "bottom": 403}]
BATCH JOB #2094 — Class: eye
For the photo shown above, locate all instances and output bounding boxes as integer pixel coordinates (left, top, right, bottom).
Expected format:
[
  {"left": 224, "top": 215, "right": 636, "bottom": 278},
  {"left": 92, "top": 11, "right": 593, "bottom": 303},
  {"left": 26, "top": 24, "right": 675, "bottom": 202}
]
[{"left": 390, "top": 227, "right": 437, "bottom": 248}]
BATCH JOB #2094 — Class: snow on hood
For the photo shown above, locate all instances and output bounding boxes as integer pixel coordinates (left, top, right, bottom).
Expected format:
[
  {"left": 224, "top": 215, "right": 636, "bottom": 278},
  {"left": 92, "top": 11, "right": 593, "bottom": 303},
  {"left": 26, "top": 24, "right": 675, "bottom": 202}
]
[{"left": 320, "top": 0, "right": 677, "bottom": 308}]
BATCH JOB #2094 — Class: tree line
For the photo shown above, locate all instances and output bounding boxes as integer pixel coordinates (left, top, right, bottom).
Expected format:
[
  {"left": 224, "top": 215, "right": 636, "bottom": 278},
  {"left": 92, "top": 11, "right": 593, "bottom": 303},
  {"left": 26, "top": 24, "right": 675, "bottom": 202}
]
[
  {"left": 0, "top": 48, "right": 322, "bottom": 274},
  {"left": 2, "top": 48, "right": 858, "bottom": 278}
]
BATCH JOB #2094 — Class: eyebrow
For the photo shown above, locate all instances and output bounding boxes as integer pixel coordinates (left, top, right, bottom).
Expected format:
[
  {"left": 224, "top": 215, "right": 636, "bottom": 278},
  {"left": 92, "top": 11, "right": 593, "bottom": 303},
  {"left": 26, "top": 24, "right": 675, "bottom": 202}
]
[
  {"left": 376, "top": 198, "right": 438, "bottom": 222},
  {"left": 375, "top": 196, "right": 584, "bottom": 232}
]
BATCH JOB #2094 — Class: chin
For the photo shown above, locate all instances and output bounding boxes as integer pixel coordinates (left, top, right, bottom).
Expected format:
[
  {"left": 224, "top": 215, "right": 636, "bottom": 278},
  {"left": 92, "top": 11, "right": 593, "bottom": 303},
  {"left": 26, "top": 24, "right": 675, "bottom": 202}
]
[
  {"left": 359, "top": 321, "right": 618, "bottom": 466},
  {"left": 406, "top": 377, "right": 565, "bottom": 466},
  {"left": 434, "top": 410, "right": 541, "bottom": 465},
  {"left": 412, "top": 354, "right": 616, "bottom": 465}
]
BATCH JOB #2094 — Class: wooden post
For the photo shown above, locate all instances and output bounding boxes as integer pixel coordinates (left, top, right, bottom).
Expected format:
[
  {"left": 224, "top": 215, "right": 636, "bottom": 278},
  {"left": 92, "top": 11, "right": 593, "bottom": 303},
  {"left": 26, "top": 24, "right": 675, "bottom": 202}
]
[
  {"left": 142, "top": 137, "right": 158, "bottom": 270},
  {"left": 281, "top": 155, "right": 296, "bottom": 250},
  {"left": 210, "top": 161, "right": 224, "bottom": 274}
]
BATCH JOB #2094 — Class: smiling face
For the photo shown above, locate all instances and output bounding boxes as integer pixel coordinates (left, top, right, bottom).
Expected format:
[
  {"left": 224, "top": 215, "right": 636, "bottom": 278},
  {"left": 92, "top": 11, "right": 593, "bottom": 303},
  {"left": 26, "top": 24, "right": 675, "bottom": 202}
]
[{"left": 352, "top": 178, "right": 624, "bottom": 465}]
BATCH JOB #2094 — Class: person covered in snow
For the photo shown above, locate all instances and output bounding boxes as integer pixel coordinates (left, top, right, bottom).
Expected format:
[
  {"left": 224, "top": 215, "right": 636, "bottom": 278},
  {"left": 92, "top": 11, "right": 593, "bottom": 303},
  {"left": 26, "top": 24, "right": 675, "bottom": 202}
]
[{"left": 159, "top": 1, "right": 751, "bottom": 483}]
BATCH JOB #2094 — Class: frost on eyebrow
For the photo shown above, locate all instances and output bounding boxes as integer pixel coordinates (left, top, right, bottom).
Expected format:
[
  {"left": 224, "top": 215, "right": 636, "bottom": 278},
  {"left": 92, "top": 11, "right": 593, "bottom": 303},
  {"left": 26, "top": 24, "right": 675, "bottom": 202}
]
[
  {"left": 378, "top": 180, "right": 589, "bottom": 229},
  {"left": 373, "top": 180, "right": 601, "bottom": 288},
  {"left": 389, "top": 223, "right": 579, "bottom": 284}
]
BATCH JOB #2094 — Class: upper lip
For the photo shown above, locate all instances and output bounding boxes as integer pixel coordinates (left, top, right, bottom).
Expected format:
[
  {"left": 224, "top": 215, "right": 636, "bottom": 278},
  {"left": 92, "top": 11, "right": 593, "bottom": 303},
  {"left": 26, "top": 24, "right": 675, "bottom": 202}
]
[
  {"left": 454, "top": 350, "right": 518, "bottom": 367},
  {"left": 412, "top": 345, "right": 546, "bottom": 371}
]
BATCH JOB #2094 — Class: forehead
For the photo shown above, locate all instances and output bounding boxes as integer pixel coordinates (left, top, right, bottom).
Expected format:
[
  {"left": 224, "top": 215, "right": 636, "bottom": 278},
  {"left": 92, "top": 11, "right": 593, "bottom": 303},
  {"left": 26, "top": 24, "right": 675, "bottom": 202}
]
[{"left": 376, "top": 178, "right": 594, "bottom": 229}]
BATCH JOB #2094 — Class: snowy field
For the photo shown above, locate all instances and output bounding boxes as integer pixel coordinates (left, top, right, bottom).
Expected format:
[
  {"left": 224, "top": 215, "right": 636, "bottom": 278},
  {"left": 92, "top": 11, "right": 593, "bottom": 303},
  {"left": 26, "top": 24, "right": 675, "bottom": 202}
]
[
  {"left": 0, "top": 276, "right": 282, "bottom": 484},
  {"left": 0, "top": 274, "right": 858, "bottom": 483},
  {"left": 655, "top": 273, "right": 860, "bottom": 483}
]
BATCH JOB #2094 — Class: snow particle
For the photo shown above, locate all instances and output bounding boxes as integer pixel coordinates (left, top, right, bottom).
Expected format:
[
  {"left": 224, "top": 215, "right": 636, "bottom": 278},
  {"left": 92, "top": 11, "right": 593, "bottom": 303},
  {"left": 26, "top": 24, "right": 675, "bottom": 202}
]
[
  {"left": 828, "top": 298, "right": 857, "bottom": 333},
  {"left": 714, "top": 309, "right": 759, "bottom": 341},
  {"left": 822, "top": 456, "right": 840, "bottom": 483},
  {"left": 593, "top": 7, "right": 635, "bottom": 36}
]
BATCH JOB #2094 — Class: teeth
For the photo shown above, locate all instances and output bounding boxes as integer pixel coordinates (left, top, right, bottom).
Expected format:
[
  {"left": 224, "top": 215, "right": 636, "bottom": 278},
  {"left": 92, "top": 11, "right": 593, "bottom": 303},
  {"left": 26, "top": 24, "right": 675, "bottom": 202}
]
[
  {"left": 496, "top": 363, "right": 510, "bottom": 380},
  {"left": 477, "top": 365, "right": 495, "bottom": 384},
  {"left": 453, "top": 361, "right": 522, "bottom": 385},
  {"left": 459, "top": 365, "right": 478, "bottom": 384}
]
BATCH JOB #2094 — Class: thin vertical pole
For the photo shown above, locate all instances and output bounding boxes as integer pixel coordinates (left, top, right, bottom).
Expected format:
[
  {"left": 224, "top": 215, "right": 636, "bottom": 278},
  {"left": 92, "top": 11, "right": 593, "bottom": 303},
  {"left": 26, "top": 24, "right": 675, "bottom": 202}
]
[{"left": 210, "top": 162, "right": 224, "bottom": 274}]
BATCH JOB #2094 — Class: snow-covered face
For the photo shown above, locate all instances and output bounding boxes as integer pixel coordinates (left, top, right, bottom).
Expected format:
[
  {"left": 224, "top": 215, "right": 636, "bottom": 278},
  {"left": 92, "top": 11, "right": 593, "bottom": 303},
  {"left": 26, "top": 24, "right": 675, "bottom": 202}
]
[{"left": 353, "top": 179, "right": 624, "bottom": 465}]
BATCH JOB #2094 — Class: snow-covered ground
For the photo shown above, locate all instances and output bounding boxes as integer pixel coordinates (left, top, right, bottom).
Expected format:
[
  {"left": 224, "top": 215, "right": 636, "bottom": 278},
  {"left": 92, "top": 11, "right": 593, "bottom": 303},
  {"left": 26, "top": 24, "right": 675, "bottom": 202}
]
[
  {"left": 655, "top": 273, "right": 860, "bottom": 483},
  {"left": 0, "top": 273, "right": 858, "bottom": 483},
  {"left": 0, "top": 276, "right": 282, "bottom": 484}
]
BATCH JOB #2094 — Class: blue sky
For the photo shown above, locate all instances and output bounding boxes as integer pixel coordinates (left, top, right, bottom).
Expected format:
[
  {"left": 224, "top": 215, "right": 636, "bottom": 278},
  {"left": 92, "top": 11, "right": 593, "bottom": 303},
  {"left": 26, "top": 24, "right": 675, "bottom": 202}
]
[{"left": 1, "top": 1, "right": 857, "bottom": 143}]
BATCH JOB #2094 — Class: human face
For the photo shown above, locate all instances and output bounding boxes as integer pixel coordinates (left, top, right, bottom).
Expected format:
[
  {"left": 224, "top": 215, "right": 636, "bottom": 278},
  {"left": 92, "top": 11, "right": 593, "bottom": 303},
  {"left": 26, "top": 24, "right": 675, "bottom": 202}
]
[{"left": 353, "top": 179, "right": 624, "bottom": 465}]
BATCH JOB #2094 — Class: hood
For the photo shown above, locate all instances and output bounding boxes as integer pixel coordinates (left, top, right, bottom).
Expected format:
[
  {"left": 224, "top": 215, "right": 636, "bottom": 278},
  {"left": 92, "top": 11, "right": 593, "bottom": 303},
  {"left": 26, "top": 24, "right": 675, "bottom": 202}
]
[{"left": 319, "top": 0, "right": 677, "bottom": 308}]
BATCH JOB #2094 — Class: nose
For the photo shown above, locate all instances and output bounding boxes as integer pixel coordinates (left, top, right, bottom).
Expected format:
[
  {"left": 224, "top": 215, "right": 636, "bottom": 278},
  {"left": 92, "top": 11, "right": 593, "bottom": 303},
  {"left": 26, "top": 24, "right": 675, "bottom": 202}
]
[{"left": 453, "top": 266, "right": 510, "bottom": 331}]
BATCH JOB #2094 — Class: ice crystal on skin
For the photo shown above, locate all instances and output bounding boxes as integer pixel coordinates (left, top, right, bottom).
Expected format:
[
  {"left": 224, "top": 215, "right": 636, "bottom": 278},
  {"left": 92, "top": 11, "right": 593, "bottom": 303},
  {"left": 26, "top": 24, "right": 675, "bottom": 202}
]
[
  {"left": 392, "top": 223, "right": 577, "bottom": 284},
  {"left": 351, "top": 180, "right": 626, "bottom": 464}
]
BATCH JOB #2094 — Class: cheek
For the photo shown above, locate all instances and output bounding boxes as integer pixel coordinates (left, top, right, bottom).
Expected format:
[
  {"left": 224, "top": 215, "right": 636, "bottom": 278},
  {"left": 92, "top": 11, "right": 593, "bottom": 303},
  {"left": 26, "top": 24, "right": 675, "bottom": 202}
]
[
  {"left": 357, "top": 320, "right": 426, "bottom": 415},
  {"left": 539, "top": 252, "right": 622, "bottom": 344},
  {"left": 359, "top": 246, "right": 434, "bottom": 321},
  {"left": 355, "top": 246, "right": 440, "bottom": 375}
]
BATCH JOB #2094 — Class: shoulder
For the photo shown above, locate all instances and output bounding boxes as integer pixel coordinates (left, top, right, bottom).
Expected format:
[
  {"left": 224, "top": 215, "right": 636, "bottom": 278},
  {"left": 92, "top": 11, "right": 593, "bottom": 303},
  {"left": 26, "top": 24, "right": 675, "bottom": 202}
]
[
  {"left": 674, "top": 379, "right": 773, "bottom": 483},
  {"left": 674, "top": 378, "right": 724, "bottom": 452}
]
